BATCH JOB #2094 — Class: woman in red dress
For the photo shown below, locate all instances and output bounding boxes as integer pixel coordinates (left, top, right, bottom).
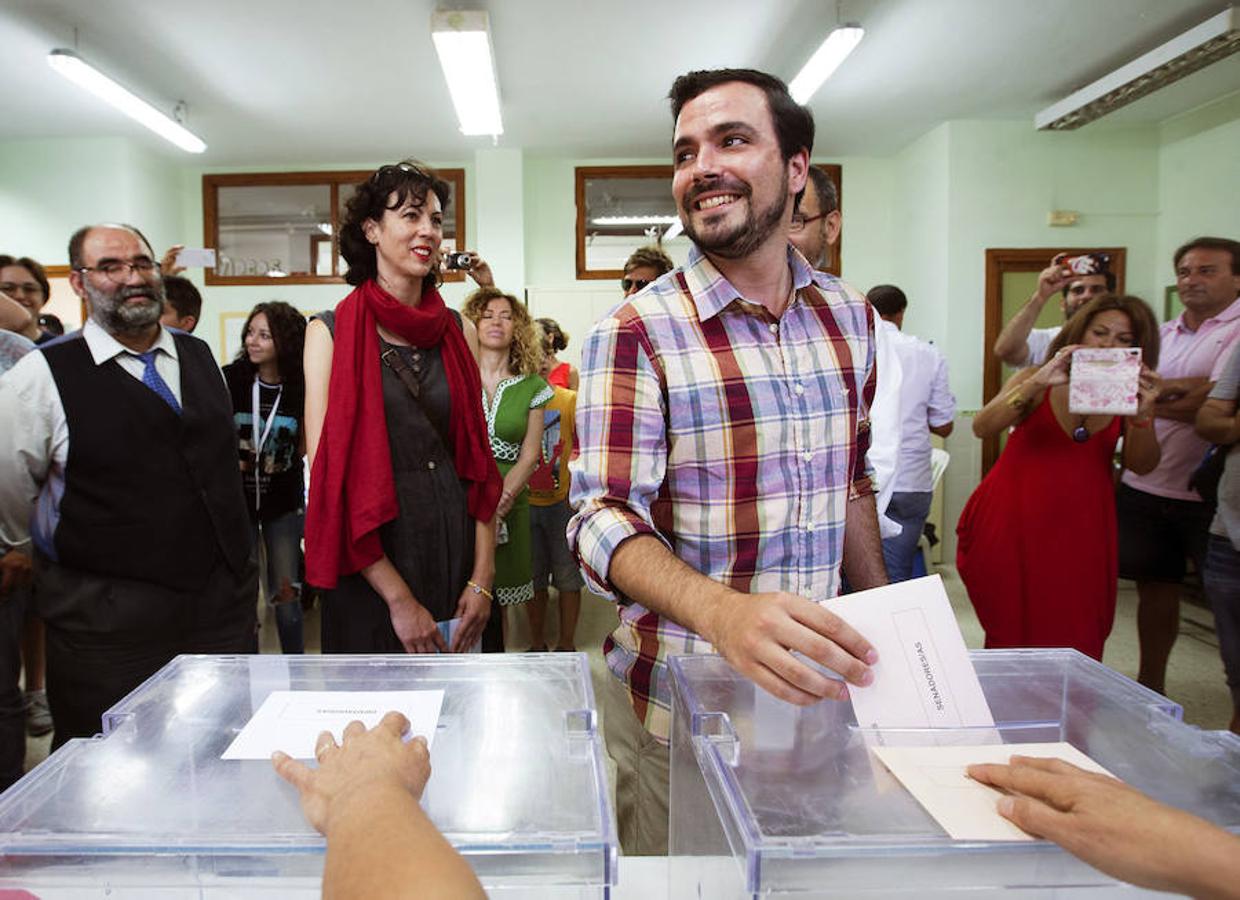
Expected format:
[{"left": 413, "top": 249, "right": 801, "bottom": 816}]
[{"left": 958, "top": 295, "right": 1162, "bottom": 660}]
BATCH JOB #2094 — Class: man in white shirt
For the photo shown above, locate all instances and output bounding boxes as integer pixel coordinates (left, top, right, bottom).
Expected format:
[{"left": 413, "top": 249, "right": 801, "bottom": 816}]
[
  {"left": 867, "top": 285, "right": 957, "bottom": 581},
  {"left": 0, "top": 224, "right": 257, "bottom": 749},
  {"left": 993, "top": 253, "right": 1115, "bottom": 367}
]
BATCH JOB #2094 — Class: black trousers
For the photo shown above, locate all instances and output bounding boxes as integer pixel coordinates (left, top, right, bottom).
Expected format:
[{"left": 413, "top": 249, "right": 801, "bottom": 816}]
[{"left": 38, "top": 553, "right": 258, "bottom": 750}]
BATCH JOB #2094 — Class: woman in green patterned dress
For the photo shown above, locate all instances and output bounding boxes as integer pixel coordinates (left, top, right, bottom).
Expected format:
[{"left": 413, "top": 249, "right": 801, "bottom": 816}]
[{"left": 463, "top": 288, "right": 552, "bottom": 651}]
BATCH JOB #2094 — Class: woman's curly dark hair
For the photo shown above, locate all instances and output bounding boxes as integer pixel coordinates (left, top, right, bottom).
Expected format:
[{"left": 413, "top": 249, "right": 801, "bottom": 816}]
[
  {"left": 234, "top": 301, "right": 307, "bottom": 393},
  {"left": 338, "top": 160, "right": 452, "bottom": 288},
  {"left": 535, "top": 317, "right": 569, "bottom": 353}
]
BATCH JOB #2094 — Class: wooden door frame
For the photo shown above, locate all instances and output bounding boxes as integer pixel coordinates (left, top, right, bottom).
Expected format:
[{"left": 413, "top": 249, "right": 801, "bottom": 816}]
[{"left": 982, "top": 247, "right": 1127, "bottom": 473}]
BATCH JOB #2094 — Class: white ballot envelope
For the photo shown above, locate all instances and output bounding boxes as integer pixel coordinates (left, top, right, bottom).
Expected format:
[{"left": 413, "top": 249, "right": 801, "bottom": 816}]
[
  {"left": 175, "top": 247, "right": 217, "bottom": 268},
  {"left": 222, "top": 690, "right": 444, "bottom": 760},
  {"left": 821, "top": 575, "right": 995, "bottom": 735},
  {"left": 437, "top": 617, "right": 481, "bottom": 653},
  {"left": 874, "top": 742, "right": 1116, "bottom": 840},
  {"left": 1068, "top": 347, "right": 1142, "bottom": 415}
]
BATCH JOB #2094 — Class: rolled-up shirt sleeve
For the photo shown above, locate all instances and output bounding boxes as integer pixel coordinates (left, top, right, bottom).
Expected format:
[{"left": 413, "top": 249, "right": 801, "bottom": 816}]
[
  {"left": 567, "top": 313, "right": 672, "bottom": 601},
  {"left": 928, "top": 351, "right": 957, "bottom": 426},
  {"left": 0, "top": 353, "right": 61, "bottom": 552}
]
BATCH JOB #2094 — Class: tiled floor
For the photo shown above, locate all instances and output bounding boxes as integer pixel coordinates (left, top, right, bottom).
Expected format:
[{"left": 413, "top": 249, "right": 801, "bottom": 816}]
[{"left": 22, "top": 565, "right": 1235, "bottom": 773}]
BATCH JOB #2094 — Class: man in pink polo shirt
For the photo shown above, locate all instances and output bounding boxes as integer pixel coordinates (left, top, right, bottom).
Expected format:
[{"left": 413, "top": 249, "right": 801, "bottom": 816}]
[{"left": 1118, "top": 236, "right": 1240, "bottom": 694}]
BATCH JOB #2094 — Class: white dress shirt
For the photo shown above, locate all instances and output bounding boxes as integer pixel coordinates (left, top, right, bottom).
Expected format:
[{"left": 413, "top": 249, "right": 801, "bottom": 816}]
[
  {"left": 889, "top": 329, "right": 956, "bottom": 493},
  {"left": 0, "top": 320, "right": 186, "bottom": 551},
  {"left": 869, "top": 318, "right": 904, "bottom": 538}
]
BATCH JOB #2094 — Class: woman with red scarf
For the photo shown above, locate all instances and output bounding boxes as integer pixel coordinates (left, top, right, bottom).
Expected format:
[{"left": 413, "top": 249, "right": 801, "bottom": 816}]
[{"left": 304, "top": 161, "right": 501, "bottom": 654}]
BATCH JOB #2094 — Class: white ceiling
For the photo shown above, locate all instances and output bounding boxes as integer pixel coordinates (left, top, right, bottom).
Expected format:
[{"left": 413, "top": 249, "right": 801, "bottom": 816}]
[{"left": 0, "top": 0, "right": 1236, "bottom": 165}]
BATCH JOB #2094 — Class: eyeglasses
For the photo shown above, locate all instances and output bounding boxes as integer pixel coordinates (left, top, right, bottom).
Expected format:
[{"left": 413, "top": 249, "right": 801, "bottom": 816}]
[
  {"left": 621, "top": 277, "right": 651, "bottom": 293},
  {"left": 789, "top": 212, "right": 828, "bottom": 232},
  {"left": 0, "top": 282, "right": 44, "bottom": 299},
  {"left": 75, "top": 259, "right": 161, "bottom": 284}
]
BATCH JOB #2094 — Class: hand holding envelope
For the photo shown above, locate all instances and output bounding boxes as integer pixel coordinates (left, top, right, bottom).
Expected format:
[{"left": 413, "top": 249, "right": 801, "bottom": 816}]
[{"left": 706, "top": 590, "right": 878, "bottom": 706}]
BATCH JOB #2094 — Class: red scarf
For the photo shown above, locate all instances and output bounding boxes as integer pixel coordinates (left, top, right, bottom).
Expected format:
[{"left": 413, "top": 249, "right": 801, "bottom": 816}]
[{"left": 305, "top": 279, "right": 501, "bottom": 588}]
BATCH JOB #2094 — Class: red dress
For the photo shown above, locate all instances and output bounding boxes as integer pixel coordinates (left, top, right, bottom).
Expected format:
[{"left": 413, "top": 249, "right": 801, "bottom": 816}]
[
  {"left": 956, "top": 390, "right": 1121, "bottom": 660},
  {"left": 547, "top": 361, "right": 571, "bottom": 389}
]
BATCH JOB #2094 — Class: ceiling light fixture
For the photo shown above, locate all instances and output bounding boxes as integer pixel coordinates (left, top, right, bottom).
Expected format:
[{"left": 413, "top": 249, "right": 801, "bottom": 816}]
[
  {"left": 1036, "top": 6, "right": 1240, "bottom": 130},
  {"left": 788, "top": 25, "right": 865, "bottom": 105},
  {"left": 46, "top": 49, "right": 206, "bottom": 153},
  {"left": 431, "top": 10, "right": 504, "bottom": 136}
]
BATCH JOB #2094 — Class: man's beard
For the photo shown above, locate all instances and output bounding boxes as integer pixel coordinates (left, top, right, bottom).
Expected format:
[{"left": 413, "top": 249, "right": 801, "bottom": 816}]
[
  {"left": 681, "top": 169, "right": 789, "bottom": 260},
  {"left": 85, "top": 280, "right": 165, "bottom": 334}
]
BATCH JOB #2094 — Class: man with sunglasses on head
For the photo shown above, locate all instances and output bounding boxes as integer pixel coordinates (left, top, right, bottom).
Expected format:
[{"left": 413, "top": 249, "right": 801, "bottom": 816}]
[
  {"left": 620, "top": 245, "right": 673, "bottom": 298},
  {"left": 570, "top": 69, "right": 884, "bottom": 855},
  {"left": 0, "top": 224, "right": 257, "bottom": 749}
]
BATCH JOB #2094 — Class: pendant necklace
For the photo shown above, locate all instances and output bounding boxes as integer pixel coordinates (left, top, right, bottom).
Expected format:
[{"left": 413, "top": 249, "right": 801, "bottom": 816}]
[{"left": 1072, "top": 417, "right": 1090, "bottom": 443}]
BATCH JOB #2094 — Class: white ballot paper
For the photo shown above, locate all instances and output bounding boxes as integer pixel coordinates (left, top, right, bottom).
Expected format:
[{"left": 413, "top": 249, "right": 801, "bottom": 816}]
[
  {"left": 222, "top": 690, "right": 444, "bottom": 760},
  {"left": 821, "top": 575, "right": 994, "bottom": 733},
  {"left": 873, "top": 742, "right": 1116, "bottom": 841},
  {"left": 175, "top": 247, "right": 217, "bottom": 268}
]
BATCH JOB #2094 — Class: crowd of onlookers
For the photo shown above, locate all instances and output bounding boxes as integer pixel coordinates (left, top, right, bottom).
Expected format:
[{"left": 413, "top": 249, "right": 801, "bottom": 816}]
[{"left": 1, "top": 65, "right": 1240, "bottom": 899}]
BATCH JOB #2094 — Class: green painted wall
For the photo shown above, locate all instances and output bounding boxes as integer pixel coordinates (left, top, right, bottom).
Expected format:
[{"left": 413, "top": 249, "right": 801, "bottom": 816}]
[
  {"left": 0, "top": 137, "right": 183, "bottom": 264},
  {"left": 1158, "top": 92, "right": 1240, "bottom": 276}
]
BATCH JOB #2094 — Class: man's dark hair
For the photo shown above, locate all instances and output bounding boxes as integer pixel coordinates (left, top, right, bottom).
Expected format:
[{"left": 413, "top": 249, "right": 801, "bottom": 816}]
[
  {"left": 623, "top": 245, "right": 674, "bottom": 278},
  {"left": 867, "top": 284, "right": 908, "bottom": 318},
  {"left": 1174, "top": 236, "right": 1240, "bottom": 275},
  {"left": 37, "top": 313, "right": 64, "bottom": 336},
  {"left": 0, "top": 254, "right": 50, "bottom": 302},
  {"left": 339, "top": 160, "right": 451, "bottom": 288},
  {"left": 807, "top": 166, "right": 838, "bottom": 214},
  {"left": 67, "top": 223, "right": 155, "bottom": 269},
  {"left": 163, "top": 275, "right": 203, "bottom": 325},
  {"left": 668, "top": 68, "right": 815, "bottom": 164}
]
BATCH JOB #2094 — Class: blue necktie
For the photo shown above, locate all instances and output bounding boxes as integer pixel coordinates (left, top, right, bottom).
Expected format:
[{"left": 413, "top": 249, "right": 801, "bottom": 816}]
[{"left": 133, "top": 350, "right": 181, "bottom": 415}]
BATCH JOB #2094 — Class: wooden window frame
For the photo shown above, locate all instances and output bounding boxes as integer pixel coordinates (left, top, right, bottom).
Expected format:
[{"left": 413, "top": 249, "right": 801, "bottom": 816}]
[
  {"left": 202, "top": 169, "right": 467, "bottom": 286},
  {"left": 575, "top": 162, "right": 843, "bottom": 280},
  {"left": 575, "top": 165, "right": 673, "bottom": 281},
  {"left": 981, "top": 246, "right": 1127, "bottom": 473}
]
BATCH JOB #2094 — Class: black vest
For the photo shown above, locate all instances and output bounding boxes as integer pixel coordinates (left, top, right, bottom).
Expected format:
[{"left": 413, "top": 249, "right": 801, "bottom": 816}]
[{"left": 41, "top": 331, "right": 252, "bottom": 592}]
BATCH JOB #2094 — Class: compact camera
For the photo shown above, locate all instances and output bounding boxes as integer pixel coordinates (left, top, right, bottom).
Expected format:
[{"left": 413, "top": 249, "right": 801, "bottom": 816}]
[
  {"left": 1062, "top": 252, "right": 1110, "bottom": 276},
  {"left": 443, "top": 251, "right": 474, "bottom": 271}
]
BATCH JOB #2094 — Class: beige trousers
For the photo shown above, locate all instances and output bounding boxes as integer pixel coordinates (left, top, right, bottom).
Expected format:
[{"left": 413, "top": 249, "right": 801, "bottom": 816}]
[{"left": 599, "top": 670, "right": 671, "bottom": 855}]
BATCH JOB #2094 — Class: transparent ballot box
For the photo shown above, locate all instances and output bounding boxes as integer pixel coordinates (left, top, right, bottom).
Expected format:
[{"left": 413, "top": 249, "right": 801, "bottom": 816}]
[
  {"left": 669, "top": 648, "right": 1240, "bottom": 898},
  {"left": 0, "top": 654, "right": 617, "bottom": 898}
]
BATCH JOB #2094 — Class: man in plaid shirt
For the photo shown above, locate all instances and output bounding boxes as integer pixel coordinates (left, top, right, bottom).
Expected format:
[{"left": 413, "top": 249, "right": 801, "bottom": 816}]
[{"left": 568, "top": 68, "right": 886, "bottom": 854}]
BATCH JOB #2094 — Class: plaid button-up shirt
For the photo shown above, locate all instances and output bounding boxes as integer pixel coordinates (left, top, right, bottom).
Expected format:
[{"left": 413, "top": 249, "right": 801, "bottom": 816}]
[{"left": 567, "top": 244, "right": 877, "bottom": 741}]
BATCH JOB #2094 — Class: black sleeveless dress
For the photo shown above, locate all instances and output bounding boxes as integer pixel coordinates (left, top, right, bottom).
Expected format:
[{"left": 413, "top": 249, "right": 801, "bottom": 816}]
[{"left": 313, "top": 310, "right": 476, "bottom": 653}]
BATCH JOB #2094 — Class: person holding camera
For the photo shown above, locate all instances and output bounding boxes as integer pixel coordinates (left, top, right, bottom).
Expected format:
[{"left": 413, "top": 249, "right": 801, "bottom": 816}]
[
  {"left": 303, "top": 161, "right": 502, "bottom": 656},
  {"left": 959, "top": 295, "right": 1162, "bottom": 659},
  {"left": 993, "top": 252, "right": 1115, "bottom": 368}
]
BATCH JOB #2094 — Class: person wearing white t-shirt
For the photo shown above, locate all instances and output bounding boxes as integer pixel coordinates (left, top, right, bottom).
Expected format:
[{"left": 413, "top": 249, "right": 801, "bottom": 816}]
[
  {"left": 867, "top": 285, "right": 956, "bottom": 581},
  {"left": 993, "top": 253, "right": 1114, "bottom": 367}
]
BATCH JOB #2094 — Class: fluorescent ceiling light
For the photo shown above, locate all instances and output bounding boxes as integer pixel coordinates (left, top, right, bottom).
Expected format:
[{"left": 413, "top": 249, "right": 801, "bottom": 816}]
[
  {"left": 431, "top": 11, "right": 503, "bottom": 136},
  {"left": 1036, "top": 6, "right": 1240, "bottom": 130},
  {"left": 46, "top": 49, "right": 206, "bottom": 153},
  {"left": 592, "top": 215, "right": 679, "bottom": 226},
  {"left": 789, "top": 25, "right": 865, "bottom": 104}
]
